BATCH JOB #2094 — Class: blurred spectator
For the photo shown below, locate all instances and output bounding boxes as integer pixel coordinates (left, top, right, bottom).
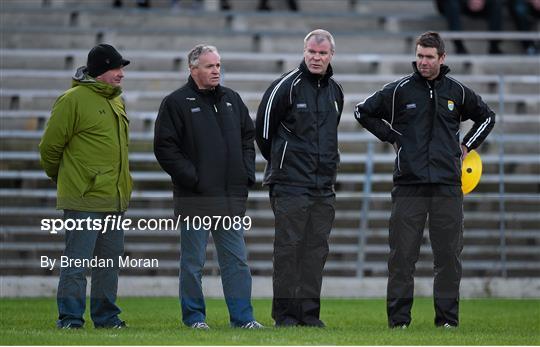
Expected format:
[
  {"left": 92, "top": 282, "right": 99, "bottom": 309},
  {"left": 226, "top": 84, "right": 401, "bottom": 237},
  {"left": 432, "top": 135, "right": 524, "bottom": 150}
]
[
  {"left": 508, "top": 0, "right": 540, "bottom": 54},
  {"left": 220, "top": 0, "right": 231, "bottom": 10},
  {"left": 258, "top": 0, "right": 298, "bottom": 11},
  {"left": 171, "top": 0, "right": 203, "bottom": 10},
  {"left": 218, "top": 0, "right": 298, "bottom": 11},
  {"left": 436, "top": 0, "right": 503, "bottom": 54},
  {"left": 113, "top": 0, "right": 151, "bottom": 8}
]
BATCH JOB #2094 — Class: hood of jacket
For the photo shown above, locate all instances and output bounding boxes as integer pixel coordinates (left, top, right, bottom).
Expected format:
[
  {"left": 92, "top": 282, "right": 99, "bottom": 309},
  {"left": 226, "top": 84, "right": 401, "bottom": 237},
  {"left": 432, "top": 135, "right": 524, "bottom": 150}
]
[
  {"left": 72, "top": 66, "right": 123, "bottom": 99},
  {"left": 299, "top": 60, "right": 334, "bottom": 87},
  {"left": 411, "top": 61, "right": 450, "bottom": 81},
  {"left": 186, "top": 75, "right": 225, "bottom": 105}
]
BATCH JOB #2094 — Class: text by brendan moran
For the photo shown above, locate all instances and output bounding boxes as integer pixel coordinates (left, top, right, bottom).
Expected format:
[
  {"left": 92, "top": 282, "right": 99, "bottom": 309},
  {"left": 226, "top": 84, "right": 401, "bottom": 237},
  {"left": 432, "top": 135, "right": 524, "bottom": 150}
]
[{"left": 40, "top": 256, "right": 158, "bottom": 270}]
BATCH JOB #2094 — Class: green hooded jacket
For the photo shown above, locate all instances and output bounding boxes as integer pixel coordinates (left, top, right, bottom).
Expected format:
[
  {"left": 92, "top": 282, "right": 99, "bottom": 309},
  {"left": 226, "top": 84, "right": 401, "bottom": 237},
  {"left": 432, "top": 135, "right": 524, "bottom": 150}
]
[{"left": 39, "top": 68, "right": 132, "bottom": 212}]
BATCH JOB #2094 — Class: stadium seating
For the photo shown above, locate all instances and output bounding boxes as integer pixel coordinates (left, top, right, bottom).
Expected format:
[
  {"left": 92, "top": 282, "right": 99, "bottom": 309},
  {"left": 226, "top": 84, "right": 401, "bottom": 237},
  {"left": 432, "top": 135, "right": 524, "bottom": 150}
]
[{"left": 1, "top": 0, "right": 538, "bottom": 278}]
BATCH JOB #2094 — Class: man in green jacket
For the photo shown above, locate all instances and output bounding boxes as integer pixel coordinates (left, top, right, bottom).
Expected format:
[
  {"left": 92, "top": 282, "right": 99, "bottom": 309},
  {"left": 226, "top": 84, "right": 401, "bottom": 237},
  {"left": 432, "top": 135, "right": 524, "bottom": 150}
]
[{"left": 39, "top": 44, "right": 132, "bottom": 329}]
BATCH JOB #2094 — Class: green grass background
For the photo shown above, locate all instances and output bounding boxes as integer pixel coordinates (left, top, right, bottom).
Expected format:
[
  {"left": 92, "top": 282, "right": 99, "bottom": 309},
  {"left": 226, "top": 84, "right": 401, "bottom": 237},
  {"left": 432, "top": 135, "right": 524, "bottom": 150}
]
[{"left": 1, "top": 297, "right": 539, "bottom": 345}]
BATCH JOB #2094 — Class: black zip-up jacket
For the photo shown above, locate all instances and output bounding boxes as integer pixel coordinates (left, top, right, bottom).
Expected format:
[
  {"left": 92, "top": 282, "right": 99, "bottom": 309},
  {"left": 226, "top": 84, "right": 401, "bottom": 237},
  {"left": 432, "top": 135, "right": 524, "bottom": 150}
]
[
  {"left": 355, "top": 62, "right": 495, "bottom": 186},
  {"left": 154, "top": 76, "right": 255, "bottom": 217},
  {"left": 255, "top": 61, "right": 344, "bottom": 188}
]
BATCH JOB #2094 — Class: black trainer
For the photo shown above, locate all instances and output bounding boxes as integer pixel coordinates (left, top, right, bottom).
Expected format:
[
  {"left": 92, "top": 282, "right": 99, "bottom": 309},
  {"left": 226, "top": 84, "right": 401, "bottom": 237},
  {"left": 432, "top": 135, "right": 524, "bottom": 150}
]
[
  {"left": 275, "top": 317, "right": 300, "bottom": 327},
  {"left": 96, "top": 321, "right": 127, "bottom": 329},
  {"left": 58, "top": 322, "right": 83, "bottom": 329}
]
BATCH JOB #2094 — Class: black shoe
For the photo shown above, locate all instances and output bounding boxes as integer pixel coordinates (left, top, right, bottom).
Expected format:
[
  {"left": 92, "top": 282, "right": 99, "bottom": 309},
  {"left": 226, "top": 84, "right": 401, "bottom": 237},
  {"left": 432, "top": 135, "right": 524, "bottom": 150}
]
[
  {"left": 301, "top": 319, "right": 325, "bottom": 328},
  {"left": 58, "top": 322, "right": 83, "bottom": 329},
  {"left": 437, "top": 322, "right": 457, "bottom": 329},
  {"left": 389, "top": 323, "right": 409, "bottom": 329},
  {"left": 275, "top": 317, "right": 300, "bottom": 327}
]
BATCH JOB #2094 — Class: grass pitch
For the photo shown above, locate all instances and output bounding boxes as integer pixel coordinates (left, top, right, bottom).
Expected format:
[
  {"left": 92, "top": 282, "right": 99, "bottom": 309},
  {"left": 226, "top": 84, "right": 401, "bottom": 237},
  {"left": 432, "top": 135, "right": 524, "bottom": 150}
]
[{"left": 1, "top": 297, "right": 539, "bottom": 345}]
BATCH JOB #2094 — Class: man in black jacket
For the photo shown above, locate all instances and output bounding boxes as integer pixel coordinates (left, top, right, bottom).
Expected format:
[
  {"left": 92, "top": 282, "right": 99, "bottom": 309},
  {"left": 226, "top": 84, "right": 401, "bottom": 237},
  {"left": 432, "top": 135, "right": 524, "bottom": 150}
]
[
  {"left": 256, "top": 29, "right": 344, "bottom": 327},
  {"left": 154, "top": 44, "right": 262, "bottom": 329},
  {"left": 355, "top": 31, "right": 495, "bottom": 328}
]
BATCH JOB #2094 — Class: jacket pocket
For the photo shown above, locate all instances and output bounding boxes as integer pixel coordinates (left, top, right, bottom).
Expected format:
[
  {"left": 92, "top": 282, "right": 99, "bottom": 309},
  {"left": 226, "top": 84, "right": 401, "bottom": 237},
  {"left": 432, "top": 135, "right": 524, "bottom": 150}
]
[
  {"left": 82, "top": 166, "right": 114, "bottom": 197},
  {"left": 81, "top": 166, "right": 99, "bottom": 197}
]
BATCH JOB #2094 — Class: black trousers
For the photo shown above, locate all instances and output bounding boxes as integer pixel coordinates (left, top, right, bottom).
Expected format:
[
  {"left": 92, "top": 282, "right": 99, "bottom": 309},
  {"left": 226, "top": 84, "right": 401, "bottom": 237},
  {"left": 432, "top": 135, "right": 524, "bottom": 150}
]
[
  {"left": 270, "top": 184, "right": 335, "bottom": 325},
  {"left": 387, "top": 184, "right": 463, "bottom": 327}
]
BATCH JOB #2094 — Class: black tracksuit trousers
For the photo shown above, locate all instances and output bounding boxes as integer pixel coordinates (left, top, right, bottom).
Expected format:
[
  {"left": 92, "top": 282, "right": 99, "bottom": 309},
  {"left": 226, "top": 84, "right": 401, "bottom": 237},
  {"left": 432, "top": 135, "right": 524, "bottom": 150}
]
[
  {"left": 270, "top": 184, "right": 335, "bottom": 326},
  {"left": 387, "top": 184, "right": 464, "bottom": 327}
]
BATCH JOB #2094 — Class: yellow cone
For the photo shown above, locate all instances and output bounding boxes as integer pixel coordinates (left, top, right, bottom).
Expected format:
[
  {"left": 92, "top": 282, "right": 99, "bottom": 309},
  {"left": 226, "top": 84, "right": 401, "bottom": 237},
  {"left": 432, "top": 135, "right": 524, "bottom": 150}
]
[{"left": 461, "top": 150, "right": 482, "bottom": 195}]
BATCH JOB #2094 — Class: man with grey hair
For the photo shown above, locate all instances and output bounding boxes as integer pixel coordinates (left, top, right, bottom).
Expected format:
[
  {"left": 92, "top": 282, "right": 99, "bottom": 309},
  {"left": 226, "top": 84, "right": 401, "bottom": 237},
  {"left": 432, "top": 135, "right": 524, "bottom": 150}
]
[
  {"left": 256, "top": 29, "right": 344, "bottom": 327},
  {"left": 154, "top": 44, "right": 262, "bottom": 329}
]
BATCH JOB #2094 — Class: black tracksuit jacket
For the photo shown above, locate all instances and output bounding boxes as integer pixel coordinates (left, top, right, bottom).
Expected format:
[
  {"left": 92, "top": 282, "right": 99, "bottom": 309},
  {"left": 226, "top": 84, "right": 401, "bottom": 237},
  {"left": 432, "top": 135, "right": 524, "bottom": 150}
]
[
  {"left": 255, "top": 61, "right": 344, "bottom": 189},
  {"left": 154, "top": 77, "right": 256, "bottom": 217},
  {"left": 355, "top": 63, "right": 495, "bottom": 186}
]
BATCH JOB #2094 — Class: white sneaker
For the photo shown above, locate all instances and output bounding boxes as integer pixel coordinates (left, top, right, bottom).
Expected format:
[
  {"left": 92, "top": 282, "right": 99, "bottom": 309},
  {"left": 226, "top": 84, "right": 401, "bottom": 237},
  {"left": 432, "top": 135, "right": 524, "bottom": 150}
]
[
  {"left": 239, "top": 321, "right": 264, "bottom": 329},
  {"left": 190, "top": 322, "right": 210, "bottom": 329}
]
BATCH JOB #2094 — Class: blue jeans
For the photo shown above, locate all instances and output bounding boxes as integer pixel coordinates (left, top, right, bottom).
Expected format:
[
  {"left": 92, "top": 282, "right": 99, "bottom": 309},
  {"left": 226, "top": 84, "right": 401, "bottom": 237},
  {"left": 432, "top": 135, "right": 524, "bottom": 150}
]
[
  {"left": 57, "top": 210, "right": 124, "bottom": 328},
  {"left": 180, "top": 223, "right": 254, "bottom": 326}
]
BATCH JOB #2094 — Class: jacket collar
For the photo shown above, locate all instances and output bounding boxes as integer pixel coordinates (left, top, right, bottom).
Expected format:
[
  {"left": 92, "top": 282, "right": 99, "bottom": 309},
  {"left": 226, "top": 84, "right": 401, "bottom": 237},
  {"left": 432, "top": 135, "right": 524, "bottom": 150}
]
[
  {"left": 187, "top": 75, "right": 225, "bottom": 98},
  {"left": 72, "top": 66, "right": 122, "bottom": 99},
  {"left": 412, "top": 62, "right": 450, "bottom": 82},
  {"left": 299, "top": 60, "right": 334, "bottom": 87}
]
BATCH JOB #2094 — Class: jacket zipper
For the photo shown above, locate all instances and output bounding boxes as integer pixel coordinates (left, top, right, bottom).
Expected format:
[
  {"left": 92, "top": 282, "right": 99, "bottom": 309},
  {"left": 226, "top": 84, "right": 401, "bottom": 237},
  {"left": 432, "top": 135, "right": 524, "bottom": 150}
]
[
  {"left": 279, "top": 141, "right": 288, "bottom": 169},
  {"left": 425, "top": 80, "right": 436, "bottom": 181},
  {"left": 316, "top": 78, "right": 321, "bottom": 187},
  {"left": 214, "top": 102, "right": 231, "bottom": 208},
  {"left": 109, "top": 100, "right": 123, "bottom": 210}
]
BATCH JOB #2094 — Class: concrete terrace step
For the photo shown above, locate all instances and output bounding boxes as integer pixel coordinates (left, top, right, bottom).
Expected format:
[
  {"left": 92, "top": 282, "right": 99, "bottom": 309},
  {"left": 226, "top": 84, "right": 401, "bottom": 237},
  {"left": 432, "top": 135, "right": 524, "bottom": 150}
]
[
  {"left": 2, "top": 207, "right": 539, "bottom": 223},
  {"left": 2, "top": 70, "right": 538, "bottom": 95},
  {"left": 2, "top": 88, "right": 539, "bottom": 114},
  {"left": 2, "top": 130, "right": 538, "bottom": 148},
  {"left": 2, "top": 170, "right": 539, "bottom": 186},
  {"left": 1, "top": 259, "right": 538, "bottom": 276},
  {"left": 0, "top": 0, "right": 444, "bottom": 14},
  {"left": 2, "top": 110, "right": 537, "bottom": 129},
  {"left": 1, "top": 189, "right": 539, "bottom": 204},
  {"left": 2, "top": 151, "right": 539, "bottom": 166},
  {"left": 2, "top": 25, "right": 538, "bottom": 54},
  {"left": 2, "top": 49, "right": 539, "bottom": 75},
  {"left": 2, "top": 241, "right": 538, "bottom": 257},
  {"left": 2, "top": 225, "right": 538, "bottom": 239},
  {"left": 0, "top": 6, "right": 432, "bottom": 33},
  {"left": 1, "top": 110, "right": 537, "bottom": 138}
]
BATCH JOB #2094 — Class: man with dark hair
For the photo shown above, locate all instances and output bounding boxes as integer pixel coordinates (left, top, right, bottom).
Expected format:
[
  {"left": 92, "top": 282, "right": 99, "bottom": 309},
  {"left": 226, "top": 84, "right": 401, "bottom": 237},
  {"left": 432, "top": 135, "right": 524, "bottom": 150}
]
[
  {"left": 40, "top": 44, "right": 132, "bottom": 329},
  {"left": 154, "top": 44, "right": 262, "bottom": 329},
  {"left": 354, "top": 31, "right": 495, "bottom": 328},
  {"left": 256, "top": 29, "right": 344, "bottom": 327}
]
